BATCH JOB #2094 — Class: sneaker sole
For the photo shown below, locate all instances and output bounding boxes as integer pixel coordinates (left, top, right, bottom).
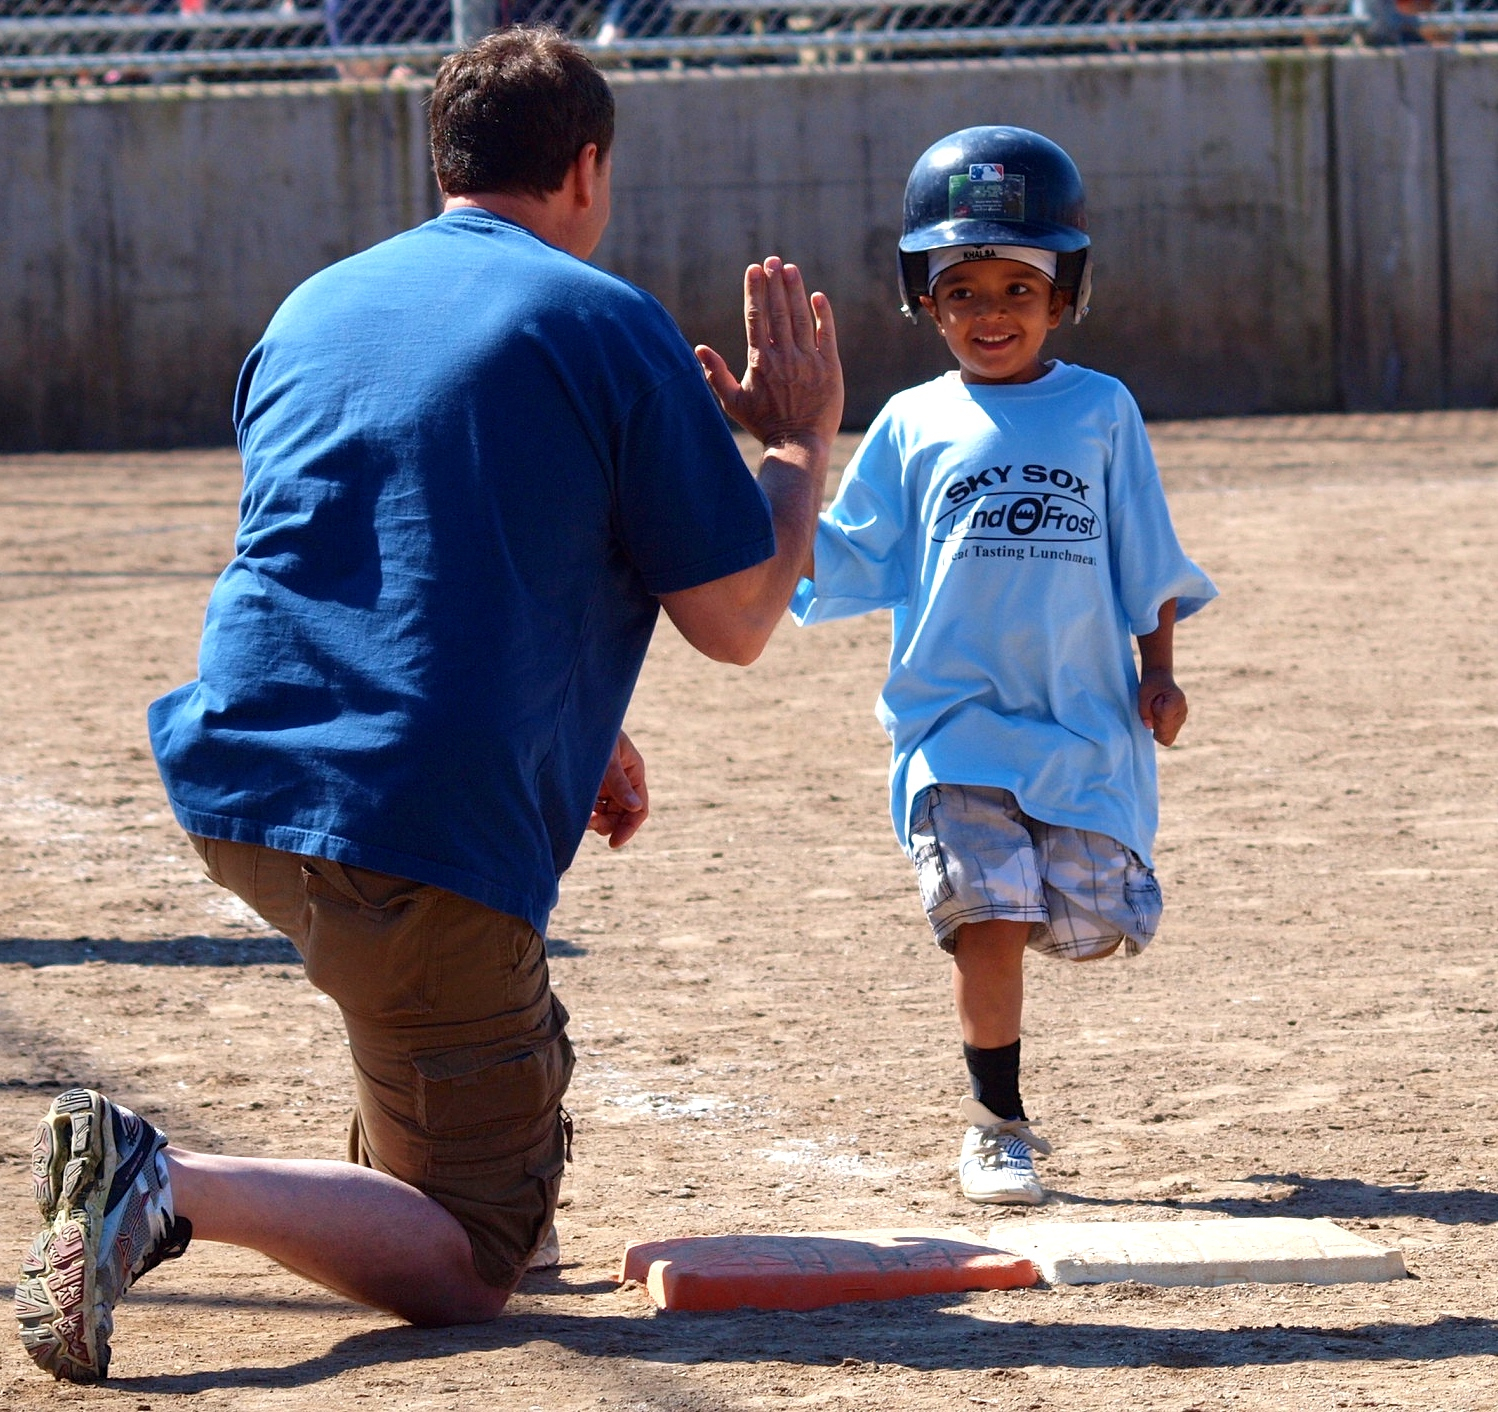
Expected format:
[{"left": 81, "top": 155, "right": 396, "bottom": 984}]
[
  {"left": 961, "top": 1185, "right": 1047, "bottom": 1206},
  {"left": 959, "top": 1170, "right": 1047, "bottom": 1206},
  {"left": 15, "top": 1214, "right": 105, "bottom": 1382},
  {"left": 16, "top": 1089, "right": 118, "bottom": 1382},
  {"left": 31, "top": 1088, "right": 106, "bottom": 1221}
]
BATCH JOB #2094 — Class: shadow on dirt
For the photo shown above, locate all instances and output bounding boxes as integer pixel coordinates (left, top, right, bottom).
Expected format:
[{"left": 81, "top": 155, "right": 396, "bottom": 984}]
[
  {"left": 112, "top": 1307, "right": 1498, "bottom": 1391},
  {"left": 0, "top": 934, "right": 591, "bottom": 966},
  {"left": 1052, "top": 1173, "right": 1498, "bottom": 1227},
  {"left": 0, "top": 1283, "right": 357, "bottom": 1315},
  {"left": 0, "top": 936, "right": 300, "bottom": 968}
]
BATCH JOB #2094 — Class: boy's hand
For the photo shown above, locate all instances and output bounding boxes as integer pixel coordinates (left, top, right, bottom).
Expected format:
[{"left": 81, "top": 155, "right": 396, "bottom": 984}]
[
  {"left": 588, "top": 730, "right": 649, "bottom": 848},
  {"left": 1139, "top": 669, "right": 1188, "bottom": 746}
]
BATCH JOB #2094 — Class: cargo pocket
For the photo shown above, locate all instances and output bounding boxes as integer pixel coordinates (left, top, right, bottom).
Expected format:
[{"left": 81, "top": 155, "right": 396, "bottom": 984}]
[
  {"left": 413, "top": 1023, "right": 574, "bottom": 1136},
  {"left": 1123, "top": 851, "right": 1163, "bottom": 940},
  {"left": 519, "top": 1106, "right": 571, "bottom": 1266},
  {"left": 526, "top": 1119, "right": 568, "bottom": 1195},
  {"left": 473, "top": 1101, "right": 573, "bottom": 1288},
  {"left": 299, "top": 860, "right": 438, "bottom": 1018},
  {"left": 908, "top": 787, "right": 953, "bottom": 913}
]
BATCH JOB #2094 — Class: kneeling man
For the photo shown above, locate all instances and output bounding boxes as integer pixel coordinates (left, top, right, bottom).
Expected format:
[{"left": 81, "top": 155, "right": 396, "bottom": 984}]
[{"left": 16, "top": 25, "right": 841, "bottom": 1381}]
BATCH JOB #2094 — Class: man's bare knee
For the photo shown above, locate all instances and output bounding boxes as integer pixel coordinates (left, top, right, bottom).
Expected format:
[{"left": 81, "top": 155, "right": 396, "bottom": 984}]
[{"left": 409, "top": 1284, "right": 511, "bottom": 1327}]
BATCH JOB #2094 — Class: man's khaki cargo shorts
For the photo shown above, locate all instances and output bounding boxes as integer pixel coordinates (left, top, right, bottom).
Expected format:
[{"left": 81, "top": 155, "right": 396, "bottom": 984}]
[{"left": 190, "top": 835, "right": 573, "bottom": 1292}]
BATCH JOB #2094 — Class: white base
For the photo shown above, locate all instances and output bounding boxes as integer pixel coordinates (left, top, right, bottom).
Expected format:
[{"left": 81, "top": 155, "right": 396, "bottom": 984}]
[{"left": 988, "top": 1217, "right": 1406, "bottom": 1287}]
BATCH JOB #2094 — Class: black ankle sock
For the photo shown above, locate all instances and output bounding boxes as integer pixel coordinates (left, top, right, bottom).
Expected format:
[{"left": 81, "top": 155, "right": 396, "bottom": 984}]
[{"left": 963, "top": 1039, "right": 1025, "bottom": 1121}]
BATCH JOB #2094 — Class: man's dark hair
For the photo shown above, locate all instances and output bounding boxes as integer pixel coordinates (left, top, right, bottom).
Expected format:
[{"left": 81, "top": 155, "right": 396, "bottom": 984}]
[{"left": 430, "top": 27, "right": 615, "bottom": 199}]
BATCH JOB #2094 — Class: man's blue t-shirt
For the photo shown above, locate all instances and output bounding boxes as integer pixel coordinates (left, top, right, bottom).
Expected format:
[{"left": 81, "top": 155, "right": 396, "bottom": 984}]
[
  {"left": 149, "top": 209, "right": 774, "bottom": 934},
  {"left": 791, "top": 364, "right": 1216, "bottom": 866}
]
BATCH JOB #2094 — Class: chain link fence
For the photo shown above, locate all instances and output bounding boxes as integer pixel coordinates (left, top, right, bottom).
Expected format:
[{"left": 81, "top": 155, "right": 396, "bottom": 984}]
[{"left": 3, "top": 0, "right": 1496, "bottom": 84}]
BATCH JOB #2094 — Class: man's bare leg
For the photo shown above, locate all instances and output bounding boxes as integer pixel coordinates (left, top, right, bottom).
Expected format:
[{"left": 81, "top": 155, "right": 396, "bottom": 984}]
[{"left": 166, "top": 1150, "right": 511, "bottom": 1325}]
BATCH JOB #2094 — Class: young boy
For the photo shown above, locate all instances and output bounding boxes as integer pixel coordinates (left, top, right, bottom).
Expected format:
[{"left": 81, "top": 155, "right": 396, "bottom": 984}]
[{"left": 791, "top": 127, "right": 1217, "bottom": 1205}]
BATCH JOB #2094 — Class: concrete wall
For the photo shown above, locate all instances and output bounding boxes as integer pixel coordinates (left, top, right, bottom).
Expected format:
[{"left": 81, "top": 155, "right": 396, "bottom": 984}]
[
  {"left": 0, "top": 83, "right": 437, "bottom": 450},
  {"left": 2, "top": 47, "right": 1495, "bottom": 449},
  {"left": 604, "top": 51, "right": 1348, "bottom": 424}
]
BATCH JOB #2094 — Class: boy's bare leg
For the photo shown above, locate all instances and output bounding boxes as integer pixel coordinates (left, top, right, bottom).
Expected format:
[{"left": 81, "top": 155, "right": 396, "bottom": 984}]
[
  {"left": 950, "top": 919, "right": 1048, "bottom": 1204},
  {"left": 951, "top": 918, "right": 1030, "bottom": 1046},
  {"left": 166, "top": 1149, "right": 511, "bottom": 1326}
]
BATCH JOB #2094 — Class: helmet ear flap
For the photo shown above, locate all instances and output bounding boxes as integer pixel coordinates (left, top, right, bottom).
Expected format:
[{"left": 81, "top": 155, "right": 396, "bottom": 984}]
[
  {"left": 1051, "top": 247, "right": 1092, "bottom": 325},
  {"left": 1072, "top": 249, "right": 1093, "bottom": 325},
  {"left": 899, "top": 249, "right": 928, "bottom": 324}
]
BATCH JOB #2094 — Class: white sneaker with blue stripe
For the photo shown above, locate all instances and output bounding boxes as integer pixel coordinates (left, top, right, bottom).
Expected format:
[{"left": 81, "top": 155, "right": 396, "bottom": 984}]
[{"left": 957, "top": 1097, "right": 1052, "bottom": 1206}]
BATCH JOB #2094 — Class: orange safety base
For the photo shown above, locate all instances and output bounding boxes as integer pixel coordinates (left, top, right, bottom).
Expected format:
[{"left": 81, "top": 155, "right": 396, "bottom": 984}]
[{"left": 618, "top": 1228, "right": 1039, "bottom": 1312}]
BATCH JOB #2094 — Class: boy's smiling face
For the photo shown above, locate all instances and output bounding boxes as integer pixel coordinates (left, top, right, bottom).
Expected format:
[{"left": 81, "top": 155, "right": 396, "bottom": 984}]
[{"left": 919, "top": 257, "right": 1068, "bottom": 385}]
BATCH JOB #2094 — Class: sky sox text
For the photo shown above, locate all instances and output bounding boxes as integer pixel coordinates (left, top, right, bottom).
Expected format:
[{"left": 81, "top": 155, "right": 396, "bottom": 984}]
[{"left": 944, "top": 463, "right": 1093, "bottom": 505}]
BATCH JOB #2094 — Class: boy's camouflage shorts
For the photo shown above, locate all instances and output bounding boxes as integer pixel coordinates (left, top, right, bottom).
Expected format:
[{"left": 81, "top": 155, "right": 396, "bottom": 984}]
[{"left": 907, "top": 783, "right": 1163, "bottom": 959}]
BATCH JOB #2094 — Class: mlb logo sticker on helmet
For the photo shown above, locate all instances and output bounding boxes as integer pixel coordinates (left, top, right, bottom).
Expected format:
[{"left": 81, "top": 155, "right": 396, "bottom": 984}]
[
  {"left": 969, "top": 163, "right": 1005, "bottom": 181},
  {"left": 948, "top": 172, "right": 1026, "bottom": 223}
]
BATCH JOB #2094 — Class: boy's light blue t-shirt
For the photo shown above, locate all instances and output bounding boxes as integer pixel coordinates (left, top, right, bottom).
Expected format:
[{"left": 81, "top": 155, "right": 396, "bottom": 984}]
[{"left": 790, "top": 363, "right": 1216, "bottom": 866}]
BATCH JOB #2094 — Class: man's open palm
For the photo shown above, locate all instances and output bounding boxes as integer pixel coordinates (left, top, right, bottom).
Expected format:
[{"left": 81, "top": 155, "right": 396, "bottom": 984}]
[{"left": 695, "top": 255, "right": 843, "bottom": 451}]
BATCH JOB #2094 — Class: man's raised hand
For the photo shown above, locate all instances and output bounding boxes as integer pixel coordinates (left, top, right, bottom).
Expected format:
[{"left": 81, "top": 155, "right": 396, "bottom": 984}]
[
  {"left": 695, "top": 256, "right": 843, "bottom": 453},
  {"left": 659, "top": 259, "right": 840, "bottom": 667}
]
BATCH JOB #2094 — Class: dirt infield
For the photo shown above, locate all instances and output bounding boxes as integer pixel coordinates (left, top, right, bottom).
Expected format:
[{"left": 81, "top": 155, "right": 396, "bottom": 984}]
[{"left": 1, "top": 411, "right": 1496, "bottom": 1410}]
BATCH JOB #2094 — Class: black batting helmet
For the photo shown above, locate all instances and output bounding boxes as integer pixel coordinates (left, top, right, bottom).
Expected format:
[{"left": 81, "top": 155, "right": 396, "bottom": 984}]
[{"left": 899, "top": 126, "right": 1092, "bottom": 325}]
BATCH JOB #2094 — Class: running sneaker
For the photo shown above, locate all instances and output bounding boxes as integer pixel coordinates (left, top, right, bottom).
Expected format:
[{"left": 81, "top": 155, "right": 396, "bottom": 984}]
[
  {"left": 957, "top": 1096, "right": 1053, "bottom": 1206},
  {"left": 15, "top": 1088, "right": 191, "bottom": 1382}
]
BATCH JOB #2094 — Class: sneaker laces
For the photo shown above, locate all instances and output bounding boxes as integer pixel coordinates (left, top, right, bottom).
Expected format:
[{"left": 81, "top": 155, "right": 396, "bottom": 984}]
[
  {"left": 958, "top": 1097, "right": 1053, "bottom": 1159},
  {"left": 970, "top": 1118, "right": 1052, "bottom": 1164}
]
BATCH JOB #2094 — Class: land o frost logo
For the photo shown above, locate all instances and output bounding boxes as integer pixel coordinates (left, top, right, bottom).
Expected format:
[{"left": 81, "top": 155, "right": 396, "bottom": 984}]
[{"left": 933, "top": 463, "right": 1100, "bottom": 564}]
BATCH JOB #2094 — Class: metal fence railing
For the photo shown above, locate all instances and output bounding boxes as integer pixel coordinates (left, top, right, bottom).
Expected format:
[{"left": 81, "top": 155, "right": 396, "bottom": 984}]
[{"left": 2, "top": 0, "right": 1496, "bottom": 84}]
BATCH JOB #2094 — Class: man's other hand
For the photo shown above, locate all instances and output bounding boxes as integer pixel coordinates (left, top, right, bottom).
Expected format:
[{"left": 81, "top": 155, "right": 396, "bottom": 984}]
[
  {"left": 588, "top": 730, "right": 649, "bottom": 848},
  {"left": 694, "top": 256, "right": 843, "bottom": 453}
]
